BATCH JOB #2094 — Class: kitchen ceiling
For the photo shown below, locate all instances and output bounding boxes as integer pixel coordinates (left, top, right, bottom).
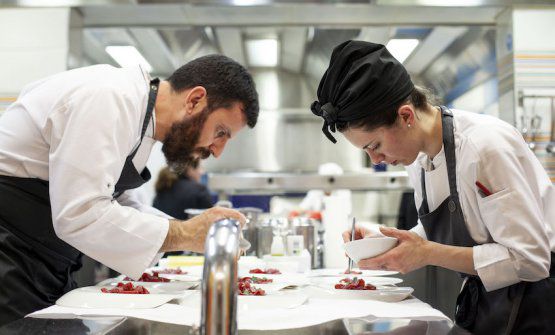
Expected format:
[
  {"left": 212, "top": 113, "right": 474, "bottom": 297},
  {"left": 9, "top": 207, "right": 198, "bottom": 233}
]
[{"left": 6, "top": 0, "right": 553, "bottom": 105}]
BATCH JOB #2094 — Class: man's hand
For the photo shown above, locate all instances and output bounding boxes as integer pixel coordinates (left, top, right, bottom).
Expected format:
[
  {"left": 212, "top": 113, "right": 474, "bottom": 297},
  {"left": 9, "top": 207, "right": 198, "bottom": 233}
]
[{"left": 161, "top": 207, "right": 246, "bottom": 253}]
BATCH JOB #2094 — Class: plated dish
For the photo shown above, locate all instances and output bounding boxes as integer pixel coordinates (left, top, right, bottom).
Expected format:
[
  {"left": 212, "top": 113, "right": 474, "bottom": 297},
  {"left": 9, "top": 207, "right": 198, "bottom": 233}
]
[
  {"left": 97, "top": 275, "right": 198, "bottom": 293},
  {"left": 308, "top": 268, "right": 398, "bottom": 277},
  {"left": 56, "top": 285, "right": 187, "bottom": 309},
  {"left": 310, "top": 276, "right": 403, "bottom": 287}
]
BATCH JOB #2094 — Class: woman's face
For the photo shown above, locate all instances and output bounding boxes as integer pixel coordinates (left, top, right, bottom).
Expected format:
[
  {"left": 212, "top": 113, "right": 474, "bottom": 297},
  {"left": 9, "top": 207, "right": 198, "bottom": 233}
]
[{"left": 342, "top": 117, "right": 421, "bottom": 167}]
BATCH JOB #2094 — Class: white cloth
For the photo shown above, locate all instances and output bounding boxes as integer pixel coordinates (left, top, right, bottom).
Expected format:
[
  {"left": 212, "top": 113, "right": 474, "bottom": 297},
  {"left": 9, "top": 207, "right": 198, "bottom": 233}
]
[
  {"left": 30, "top": 289, "right": 449, "bottom": 330},
  {"left": 407, "top": 109, "right": 555, "bottom": 291},
  {"left": 0, "top": 64, "right": 170, "bottom": 278}
]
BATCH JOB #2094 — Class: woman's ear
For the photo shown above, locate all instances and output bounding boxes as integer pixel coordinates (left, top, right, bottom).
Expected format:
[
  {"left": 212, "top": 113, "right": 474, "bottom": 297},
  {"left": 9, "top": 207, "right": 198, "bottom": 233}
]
[
  {"left": 397, "top": 104, "right": 415, "bottom": 128},
  {"left": 184, "top": 86, "right": 207, "bottom": 115}
]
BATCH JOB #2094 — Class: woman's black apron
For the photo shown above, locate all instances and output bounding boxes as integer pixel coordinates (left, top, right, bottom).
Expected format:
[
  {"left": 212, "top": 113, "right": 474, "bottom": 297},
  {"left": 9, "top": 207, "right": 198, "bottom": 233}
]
[
  {"left": 0, "top": 79, "right": 159, "bottom": 326},
  {"left": 418, "top": 106, "right": 555, "bottom": 334}
]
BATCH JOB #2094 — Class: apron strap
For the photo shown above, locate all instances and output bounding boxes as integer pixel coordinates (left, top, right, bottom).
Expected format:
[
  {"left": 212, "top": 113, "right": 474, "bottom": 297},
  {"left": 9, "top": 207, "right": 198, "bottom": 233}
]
[
  {"left": 128, "top": 78, "right": 159, "bottom": 159},
  {"left": 440, "top": 106, "right": 459, "bottom": 198}
]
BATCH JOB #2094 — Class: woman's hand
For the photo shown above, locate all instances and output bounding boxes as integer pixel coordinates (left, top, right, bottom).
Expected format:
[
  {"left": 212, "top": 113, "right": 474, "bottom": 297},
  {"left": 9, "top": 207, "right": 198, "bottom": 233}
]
[
  {"left": 342, "top": 224, "right": 377, "bottom": 242},
  {"left": 357, "top": 227, "right": 431, "bottom": 274},
  {"left": 161, "top": 207, "right": 246, "bottom": 253}
]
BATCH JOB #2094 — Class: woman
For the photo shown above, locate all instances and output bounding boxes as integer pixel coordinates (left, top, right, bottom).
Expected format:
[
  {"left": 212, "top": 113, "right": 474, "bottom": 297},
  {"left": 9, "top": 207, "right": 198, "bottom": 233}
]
[
  {"left": 153, "top": 162, "right": 213, "bottom": 220},
  {"left": 311, "top": 40, "right": 554, "bottom": 334}
]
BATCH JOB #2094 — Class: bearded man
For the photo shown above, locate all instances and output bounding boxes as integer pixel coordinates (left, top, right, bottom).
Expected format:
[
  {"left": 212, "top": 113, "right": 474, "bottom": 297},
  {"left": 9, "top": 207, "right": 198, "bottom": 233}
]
[{"left": 0, "top": 54, "right": 259, "bottom": 325}]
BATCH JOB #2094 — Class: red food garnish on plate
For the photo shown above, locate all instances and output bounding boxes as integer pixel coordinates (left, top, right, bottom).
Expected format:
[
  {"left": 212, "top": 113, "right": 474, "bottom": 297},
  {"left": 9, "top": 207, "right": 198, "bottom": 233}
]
[
  {"left": 334, "top": 277, "right": 376, "bottom": 290},
  {"left": 238, "top": 281, "right": 266, "bottom": 296},
  {"left": 154, "top": 268, "right": 186, "bottom": 275},
  {"left": 123, "top": 272, "right": 171, "bottom": 282},
  {"left": 101, "top": 282, "right": 150, "bottom": 294},
  {"left": 249, "top": 268, "right": 281, "bottom": 274},
  {"left": 239, "top": 276, "right": 273, "bottom": 284},
  {"left": 343, "top": 270, "right": 362, "bottom": 275}
]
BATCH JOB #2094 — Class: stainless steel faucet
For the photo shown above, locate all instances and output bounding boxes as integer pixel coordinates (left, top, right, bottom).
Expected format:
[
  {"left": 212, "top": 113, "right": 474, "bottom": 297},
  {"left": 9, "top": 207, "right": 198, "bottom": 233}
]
[{"left": 201, "top": 219, "right": 240, "bottom": 335}]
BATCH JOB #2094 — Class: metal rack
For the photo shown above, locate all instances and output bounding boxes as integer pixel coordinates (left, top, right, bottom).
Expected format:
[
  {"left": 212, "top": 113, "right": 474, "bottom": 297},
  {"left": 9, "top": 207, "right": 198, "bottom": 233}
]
[{"left": 208, "top": 171, "right": 412, "bottom": 195}]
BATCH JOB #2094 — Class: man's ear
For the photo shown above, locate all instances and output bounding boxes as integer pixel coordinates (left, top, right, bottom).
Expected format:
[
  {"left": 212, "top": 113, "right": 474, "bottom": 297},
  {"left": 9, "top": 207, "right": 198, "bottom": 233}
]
[
  {"left": 184, "top": 86, "right": 207, "bottom": 115},
  {"left": 397, "top": 104, "right": 415, "bottom": 127}
]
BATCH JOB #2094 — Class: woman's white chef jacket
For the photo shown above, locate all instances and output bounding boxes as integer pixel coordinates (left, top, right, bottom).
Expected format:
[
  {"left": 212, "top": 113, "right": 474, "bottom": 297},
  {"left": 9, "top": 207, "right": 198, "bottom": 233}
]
[
  {"left": 0, "top": 65, "right": 170, "bottom": 279},
  {"left": 407, "top": 108, "right": 554, "bottom": 292}
]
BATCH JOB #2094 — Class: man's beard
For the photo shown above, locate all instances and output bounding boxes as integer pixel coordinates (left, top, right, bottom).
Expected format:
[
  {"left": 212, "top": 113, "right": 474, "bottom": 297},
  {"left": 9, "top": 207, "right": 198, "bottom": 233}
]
[{"left": 162, "top": 107, "right": 212, "bottom": 174}]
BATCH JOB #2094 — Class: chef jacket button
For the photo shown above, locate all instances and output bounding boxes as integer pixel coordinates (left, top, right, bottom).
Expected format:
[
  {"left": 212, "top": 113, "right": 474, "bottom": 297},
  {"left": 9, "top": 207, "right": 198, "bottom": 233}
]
[{"left": 448, "top": 200, "right": 456, "bottom": 212}]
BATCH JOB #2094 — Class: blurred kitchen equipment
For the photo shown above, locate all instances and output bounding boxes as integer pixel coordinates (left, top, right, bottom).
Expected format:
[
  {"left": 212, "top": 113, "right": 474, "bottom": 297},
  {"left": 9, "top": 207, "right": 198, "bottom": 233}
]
[
  {"left": 256, "top": 218, "right": 288, "bottom": 258},
  {"left": 290, "top": 217, "right": 318, "bottom": 268},
  {"left": 546, "top": 98, "right": 555, "bottom": 154},
  {"left": 286, "top": 235, "right": 304, "bottom": 256},
  {"left": 529, "top": 114, "right": 542, "bottom": 152},
  {"left": 237, "top": 207, "right": 262, "bottom": 256}
]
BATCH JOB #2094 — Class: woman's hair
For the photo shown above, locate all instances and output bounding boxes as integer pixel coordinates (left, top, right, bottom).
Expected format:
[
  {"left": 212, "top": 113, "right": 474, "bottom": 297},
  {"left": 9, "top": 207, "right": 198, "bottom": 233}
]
[
  {"left": 337, "top": 86, "right": 437, "bottom": 132},
  {"left": 155, "top": 167, "right": 179, "bottom": 193}
]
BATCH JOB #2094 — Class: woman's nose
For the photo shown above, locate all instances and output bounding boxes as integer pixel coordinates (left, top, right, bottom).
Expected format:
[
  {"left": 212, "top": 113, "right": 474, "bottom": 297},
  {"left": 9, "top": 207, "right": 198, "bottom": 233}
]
[{"left": 366, "top": 149, "right": 384, "bottom": 165}]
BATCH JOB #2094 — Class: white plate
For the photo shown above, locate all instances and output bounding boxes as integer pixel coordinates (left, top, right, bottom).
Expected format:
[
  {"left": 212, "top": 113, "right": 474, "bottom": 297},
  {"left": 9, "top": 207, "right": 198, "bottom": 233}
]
[
  {"left": 56, "top": 286, "right": 187, "bottom": 309},
  {"left": 310, "top": 276, "right": 403, "bottom": 287},
  {"left": 238, "top": 292, "right": 308, "bottom": 310},
  {"left": 308, "top": 268, "right": 398, "bottom": 277},
  {"left": 308, "top": 285, "right": 413, "bottom": 303},
  {"left": 180, "top": 291, "right": 308, "bottom": 310}
]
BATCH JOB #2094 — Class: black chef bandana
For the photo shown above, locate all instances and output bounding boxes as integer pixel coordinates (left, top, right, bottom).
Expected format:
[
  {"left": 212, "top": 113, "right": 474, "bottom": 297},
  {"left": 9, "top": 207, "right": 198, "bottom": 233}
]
[{"left": 311, "top": 40, "right": 415, "bottom": 143}]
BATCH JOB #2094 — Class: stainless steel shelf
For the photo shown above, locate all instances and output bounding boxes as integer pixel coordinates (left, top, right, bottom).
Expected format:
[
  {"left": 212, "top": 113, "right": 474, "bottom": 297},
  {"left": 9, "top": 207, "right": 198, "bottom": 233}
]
[{"left": 208, "top": 171, "right": 412, "bottom": 193}]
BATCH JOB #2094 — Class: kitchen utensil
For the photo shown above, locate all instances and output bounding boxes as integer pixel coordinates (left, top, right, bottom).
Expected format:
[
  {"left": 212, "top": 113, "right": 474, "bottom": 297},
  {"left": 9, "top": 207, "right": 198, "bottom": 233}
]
[
  {"left": 347, "top": 217, "right": 356, "bottom": 273},
  {"left": 546, "top": 97, "right": 555, "bottom": 154}
]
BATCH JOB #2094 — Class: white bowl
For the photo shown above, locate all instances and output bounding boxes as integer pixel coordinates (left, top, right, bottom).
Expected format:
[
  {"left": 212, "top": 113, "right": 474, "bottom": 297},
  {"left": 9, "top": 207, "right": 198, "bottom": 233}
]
[{"left": 343, "top": 237, "right": 398, "bottom": 263}]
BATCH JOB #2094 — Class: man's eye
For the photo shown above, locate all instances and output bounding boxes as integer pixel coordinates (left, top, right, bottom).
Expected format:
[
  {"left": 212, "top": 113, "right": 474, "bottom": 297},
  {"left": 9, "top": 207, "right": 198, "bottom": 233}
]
[{"left": 216, "top": 130, "right": 227, "bottom": 138}]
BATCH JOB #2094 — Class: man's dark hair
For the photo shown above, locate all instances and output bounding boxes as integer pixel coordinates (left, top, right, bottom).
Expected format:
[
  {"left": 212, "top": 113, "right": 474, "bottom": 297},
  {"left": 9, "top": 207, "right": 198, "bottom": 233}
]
[{"left": 167, "top": 54, "right": 259, "bottom": 128}]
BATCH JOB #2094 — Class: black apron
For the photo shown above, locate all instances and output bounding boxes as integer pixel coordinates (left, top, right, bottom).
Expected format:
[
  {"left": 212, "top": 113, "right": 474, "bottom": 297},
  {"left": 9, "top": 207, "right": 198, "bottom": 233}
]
[
  {"left": 418, "top": 106, "right": 555, "bottom": 335},
  {"left": 0, "top": 78, "right": 159, "bottom": 326}
]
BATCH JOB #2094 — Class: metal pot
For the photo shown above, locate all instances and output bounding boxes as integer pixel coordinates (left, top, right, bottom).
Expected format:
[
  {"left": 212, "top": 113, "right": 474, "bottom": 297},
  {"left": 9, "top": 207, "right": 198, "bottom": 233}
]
[{"left": 237, "top": 207, "right": 263, "bottom": 256}]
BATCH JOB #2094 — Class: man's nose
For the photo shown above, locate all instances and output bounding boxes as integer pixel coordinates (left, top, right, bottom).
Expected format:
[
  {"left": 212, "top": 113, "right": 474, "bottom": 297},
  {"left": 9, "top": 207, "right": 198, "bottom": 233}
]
[{"left": 209, "top": 139, "right": 228, "bottom": 158}]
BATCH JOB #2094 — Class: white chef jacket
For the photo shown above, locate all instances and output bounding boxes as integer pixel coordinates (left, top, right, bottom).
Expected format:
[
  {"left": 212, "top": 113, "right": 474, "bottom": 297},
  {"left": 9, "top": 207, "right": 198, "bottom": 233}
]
[
  {"left": 0, "top": 64, "right": 171, "bottom": 279},
  {"left": 407, "top": 108, "right": 555, "bottom": 292}
]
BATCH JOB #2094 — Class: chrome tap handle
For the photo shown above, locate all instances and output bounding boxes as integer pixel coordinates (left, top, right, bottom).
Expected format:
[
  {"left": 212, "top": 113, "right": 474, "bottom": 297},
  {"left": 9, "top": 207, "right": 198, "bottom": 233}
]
[{"left": 201, "top": 219, "right": 240, "bottom": 335}]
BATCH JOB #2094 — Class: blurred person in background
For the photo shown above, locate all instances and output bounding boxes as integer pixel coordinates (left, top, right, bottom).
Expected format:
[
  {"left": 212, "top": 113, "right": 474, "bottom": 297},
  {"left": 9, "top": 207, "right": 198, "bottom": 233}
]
[
  {"left": 312, "top": 40, "right": 554, "bottom": 334},
  {"left": 153, "top": 162, "right": 213, "bottom": 220}
]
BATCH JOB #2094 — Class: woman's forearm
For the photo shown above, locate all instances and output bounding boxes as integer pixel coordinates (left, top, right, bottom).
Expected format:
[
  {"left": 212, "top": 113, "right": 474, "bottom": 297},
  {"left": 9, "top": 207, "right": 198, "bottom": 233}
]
[{"left": 424, "top": 241, "right": 477, "bottom": 275}]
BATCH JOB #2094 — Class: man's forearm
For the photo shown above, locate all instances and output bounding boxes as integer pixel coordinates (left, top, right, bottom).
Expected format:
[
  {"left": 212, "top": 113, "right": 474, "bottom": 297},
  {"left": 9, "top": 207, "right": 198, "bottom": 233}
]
[{"left": 160, "top": 219, "right": 193, "bottom": 252}]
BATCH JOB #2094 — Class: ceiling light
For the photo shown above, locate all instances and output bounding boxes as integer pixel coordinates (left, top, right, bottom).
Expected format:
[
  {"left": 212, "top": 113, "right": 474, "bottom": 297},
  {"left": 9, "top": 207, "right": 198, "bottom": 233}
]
[
  {"left": 245, "top": 39, "right": 279, "bottom": 67},
  {"left": 105, "top": 46, "right": 152, "bottom": 72},
  {"left": 385, "top": 39, "right": 419, "bottom": 63}
]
